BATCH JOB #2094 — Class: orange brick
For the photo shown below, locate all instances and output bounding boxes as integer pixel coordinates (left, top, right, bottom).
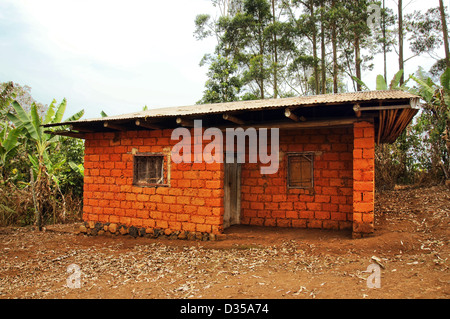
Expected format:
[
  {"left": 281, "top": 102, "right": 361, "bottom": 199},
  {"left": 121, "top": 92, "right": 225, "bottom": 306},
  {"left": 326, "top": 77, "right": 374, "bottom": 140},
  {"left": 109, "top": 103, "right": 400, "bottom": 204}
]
[
  {"left": 184, "top": 205, "right": 198, "bottom": 214},
  {"left": 196, "top": 224, "right": 212, "bottom": 233},
  {"left": 137, "top": 194, "right": 149, "bottom": 202},
  {"left": 142, "top": 219, "right": 156, "bottom": 228},
  {"left": 177, "top": 180, "right": 191, "bottom": 188},
  {"left": 323, "top": 220, "right": 339, "bottom": 230},
  {"left": 169, "top": 204, "right": 183, "bottom": 213},
  {"left": 331, "top": 212, "right": 347, "bottom": 221},
  {"left": 264, "top": 218, "right": 277, "bottom": 227},
  {"left": 352, "top": 212, "right": 363, "bottom": 223},
  {"left": 150, "top": 194, "right": 163, "bottom": 203},
  {"left": 156, "top": 203, "right": 170, "bottom": 212},
  {"left": 163, "top": 196, "right": 176, "bottom": 204},
  {"left": 292, "top": 219, "right": 307, "bottom": 228},
  {"left": 198, "top": 206, "right": 213, "bottom": 215},
  {"left": 353, "top": 148, "right": 362, "bottom": 159},
  {"left": 339, "top": 204, "right": 353, "bottom": 213},
  {"left": 109, "top": 215, "right": 120, "bottom": 224},
  {"left": 315, "top": 211, "right": 330, "bottom": 220},
  {"left": 125, "top": 193, "right": 136, "bottom": 201},
  {"left": 300, "top": 195, "right": 314, "bottom": 202},
  {"left": 120, "top": 217, "right": 131, "bottom": 225},
  {"left": 276, "top": 200, "right": 292, "bottom": 209},
  {"left": 182, "top": 222, "right": 196, "bottom": 232},
  {"left": 307, "top": 220, "right": 322, "bottom": 229},
  {"left": 250, "top": 218, "right": 264, "bottom": 226},
  {"left": 205, "top": 216, "right": 221, "bottom": 225},
  {"left": 156, "top": 220, "right": 168, "bottom": 229},
  {"left": 176, "top": 196, "right": 191, "bottom": 205},
  {"left": 204, "top": 197, "right": 222, "bottom": 207},
  {"left": 272, "top": 210, "right": 286, "bottom": 218},
  {"left": 322, "top": 203, "right": 338, "bottom": 212},
  {"left": 183, "top": 171, "right": 199, "bottom": 179},
  {"left": 354, "top": 202, "right": 374, "bottom": 213},
  {"left": 364, "top": 127, "right": 374, "bottom": 138},
  {"left": 286, "top": 211, "right": 298, "bottom": 219},
  {"left": 354, "top": 181, "right": 373, "bottom": 192},
  {"left": 199, "top": 171, "right": 213, "bottom": 179},
  {"left": 354, "top": 137, "right": 374, "bottom": 149},
  {"left": 315, "top": 195, "right": 331, "bottom": 203},
  {"left": 354, "top": 121, "right": 373, "bottom": 129},
  {"left": 363, "top": 148, "right": 375, "bottom": 159},
  {"left": 306, "top": 202, "right": 321, "bottom": 211},
  {"left": 177, "top": 214, "right": 190, "bottom": 222},
  {"left": 265, "top": 202, "right": 279, "bottom": 210},
  {"left": 354, "top": 127, "right": 364, "bottom": 138},
  {"left": 322, "top": 170, "right": 339, "bottom": 178},
  {"left": 205, "top": 180, "right": 221, "bottom": 189},
  {"left": 276, "top": 219, "right": 291, "bottom": 227},
  {"left": 329, "top": 196, "right": 344, "bottom": 205},
  {"left": 191, "top": 197, "right": 205, "bottom": 206},
  {"left": 362, "top": 213, "right": 374, "bottom": 223},
  {"left": 168, "top": 221, "right": 182, "bottom": 231}
]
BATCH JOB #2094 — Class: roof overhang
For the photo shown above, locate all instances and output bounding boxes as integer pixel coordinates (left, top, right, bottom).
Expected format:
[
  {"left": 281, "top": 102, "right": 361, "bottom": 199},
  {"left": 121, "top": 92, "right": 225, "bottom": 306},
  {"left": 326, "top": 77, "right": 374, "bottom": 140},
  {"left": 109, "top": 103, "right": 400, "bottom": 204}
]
[{"left": 43, "top": 90, "right": 420, "bottom": 144}]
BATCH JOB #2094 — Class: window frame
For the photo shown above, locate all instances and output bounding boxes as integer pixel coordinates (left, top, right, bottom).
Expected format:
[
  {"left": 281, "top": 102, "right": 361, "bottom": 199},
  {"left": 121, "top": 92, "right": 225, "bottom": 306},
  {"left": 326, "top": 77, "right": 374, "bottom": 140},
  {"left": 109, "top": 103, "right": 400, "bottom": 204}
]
[
  {"left": 286, "top": 152, "right": 314, "bottom": 189},
  {"left": 132, "top": 153, "right": 168, "bottom": 188}
]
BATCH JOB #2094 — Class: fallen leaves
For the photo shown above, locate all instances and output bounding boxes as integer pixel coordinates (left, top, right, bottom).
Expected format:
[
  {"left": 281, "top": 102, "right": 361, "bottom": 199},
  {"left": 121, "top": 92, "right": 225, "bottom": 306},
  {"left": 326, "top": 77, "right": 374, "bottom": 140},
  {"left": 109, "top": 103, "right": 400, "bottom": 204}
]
[{"left": 0, "top": 186, "right": 448, "bottom": 299}]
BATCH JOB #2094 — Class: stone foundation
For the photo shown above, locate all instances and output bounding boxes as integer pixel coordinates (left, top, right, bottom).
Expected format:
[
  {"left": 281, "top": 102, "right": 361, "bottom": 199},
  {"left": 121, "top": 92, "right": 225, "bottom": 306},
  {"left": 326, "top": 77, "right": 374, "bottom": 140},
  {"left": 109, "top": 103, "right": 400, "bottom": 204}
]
[{"left": 77, "top": 221, "right": 225, "bottom": 241}]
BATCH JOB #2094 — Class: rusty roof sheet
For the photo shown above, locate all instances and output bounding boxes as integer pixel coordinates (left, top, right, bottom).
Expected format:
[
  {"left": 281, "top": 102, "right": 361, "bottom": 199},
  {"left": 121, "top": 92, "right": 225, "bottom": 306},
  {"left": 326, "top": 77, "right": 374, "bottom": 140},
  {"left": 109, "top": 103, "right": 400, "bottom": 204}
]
[{"left": 46, "top": 90, "right": 420, "bottom": 126}]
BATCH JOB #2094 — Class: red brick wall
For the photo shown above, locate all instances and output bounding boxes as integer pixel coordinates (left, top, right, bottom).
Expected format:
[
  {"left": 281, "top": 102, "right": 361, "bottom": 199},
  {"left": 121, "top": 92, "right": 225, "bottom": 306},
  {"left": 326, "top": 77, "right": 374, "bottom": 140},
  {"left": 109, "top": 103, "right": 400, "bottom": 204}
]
[
  {"left": 352, "top": 121, "right": 375, "bottom": 237},
  {"left": 240, "top": 127, "right": 354, "bottom": 231},
  {"left": 82, "top": 129, "right": 224, "bottom": 235},
  {"left": 82, "top": 123, "right": 377, "bottom": 237}
]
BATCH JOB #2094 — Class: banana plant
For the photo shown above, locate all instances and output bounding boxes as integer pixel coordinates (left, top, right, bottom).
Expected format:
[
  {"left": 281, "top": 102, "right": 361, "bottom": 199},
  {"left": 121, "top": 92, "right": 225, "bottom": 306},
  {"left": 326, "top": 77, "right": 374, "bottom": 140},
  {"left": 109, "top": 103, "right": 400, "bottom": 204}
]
[
  {"left": 7, "top": 99, "right": 84, "bottom": 228},
  {"left": 0, "top": 125, "right": 20, "bottom": 179},
  {"left": 69, "top": 161, "right": 84, "bottom": 176},
  {"left": 352, "top": 70, "right": 406, "bottom": 91},
  {"left": 410, "top": 68, "right": 450, "bottom": 107},
  {"left": 410, "top": 68, "right": 450, "bottom": 180},
  {"left": 7, "top": 98, "right": 84, "bottom": 177}
]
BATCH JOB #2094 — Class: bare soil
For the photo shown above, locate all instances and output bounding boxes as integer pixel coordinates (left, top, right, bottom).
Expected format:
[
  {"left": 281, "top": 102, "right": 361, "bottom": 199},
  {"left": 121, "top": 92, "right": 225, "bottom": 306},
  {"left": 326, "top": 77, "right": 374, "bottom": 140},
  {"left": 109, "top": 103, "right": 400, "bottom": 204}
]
[{"left": 0, "top": 186, "right": 449, "bottom": 299}]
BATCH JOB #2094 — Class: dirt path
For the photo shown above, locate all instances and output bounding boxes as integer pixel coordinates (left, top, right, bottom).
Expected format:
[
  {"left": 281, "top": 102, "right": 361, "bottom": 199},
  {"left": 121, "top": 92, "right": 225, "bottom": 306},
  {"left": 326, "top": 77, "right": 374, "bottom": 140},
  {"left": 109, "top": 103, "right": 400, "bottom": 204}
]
[{"left": 0, "top": 186, "right": 448, "bottom": 299}]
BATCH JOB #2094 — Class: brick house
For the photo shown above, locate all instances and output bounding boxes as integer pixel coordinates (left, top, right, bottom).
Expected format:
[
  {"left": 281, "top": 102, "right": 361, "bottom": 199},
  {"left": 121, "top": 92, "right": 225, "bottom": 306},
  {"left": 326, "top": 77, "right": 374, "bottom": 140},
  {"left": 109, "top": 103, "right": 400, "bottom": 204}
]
[{"left": 45, "top": 91, "right": 419, "bottom": 239}]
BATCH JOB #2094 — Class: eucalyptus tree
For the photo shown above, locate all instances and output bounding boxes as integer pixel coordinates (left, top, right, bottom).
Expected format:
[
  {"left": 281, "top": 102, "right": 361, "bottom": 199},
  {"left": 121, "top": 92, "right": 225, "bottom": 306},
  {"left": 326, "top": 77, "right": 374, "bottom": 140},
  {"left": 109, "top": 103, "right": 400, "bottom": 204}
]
[
  {"left": 197, "top": 54, "right": 242, "bottom": 104},
  {"left": 438, "top": 0, "right": 449, "bottom": 68},
  {"left": 404, "top": 6, "right": 448, "bottom": 76}
]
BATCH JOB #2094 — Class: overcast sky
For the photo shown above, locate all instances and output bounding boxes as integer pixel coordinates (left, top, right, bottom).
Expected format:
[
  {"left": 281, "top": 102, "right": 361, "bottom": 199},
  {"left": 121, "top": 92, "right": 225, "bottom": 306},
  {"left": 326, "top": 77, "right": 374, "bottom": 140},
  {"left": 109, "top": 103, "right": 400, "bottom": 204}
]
[{"left": 0, "top": 0, "right": 447, "bottom": 119}]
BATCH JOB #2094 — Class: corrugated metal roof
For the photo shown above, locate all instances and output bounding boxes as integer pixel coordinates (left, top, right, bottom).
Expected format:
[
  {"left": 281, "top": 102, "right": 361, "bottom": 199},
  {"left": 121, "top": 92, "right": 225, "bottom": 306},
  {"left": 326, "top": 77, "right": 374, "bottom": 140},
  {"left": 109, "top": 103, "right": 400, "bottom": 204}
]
[{"left": 45, "top": 90, "right": 420, "bottom": 126}]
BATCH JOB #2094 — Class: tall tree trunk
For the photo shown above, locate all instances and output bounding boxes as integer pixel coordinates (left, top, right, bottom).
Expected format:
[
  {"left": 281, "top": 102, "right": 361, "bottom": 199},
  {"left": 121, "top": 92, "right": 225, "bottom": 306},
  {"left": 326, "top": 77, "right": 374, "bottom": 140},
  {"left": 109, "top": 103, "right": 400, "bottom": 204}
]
[
  {"left": 355, "top": 34, "right": 362, "bottom": 91},
  {"left": 331, "top": 0, "right": 338, "bottom": 93},
  {"left": 272, "top": 0, "right": 278, "bottom": 98},
  {"left": 382, "top": 0, "right": 387, "bottom": 81},
  {"left": 398, "top": 0, "right": 404, "bottom": 85},
  {"left": 439, "top": 0, "right": 450, "bottom": 68},
  {"left": 258, "top": 26, "right": 265, "bottom": 100},
  {"left": 320, "top": 0, "right": 326, "bottom": 94},
  {"left": 310, "top": 0, "right": 320, "bottom": 94}
]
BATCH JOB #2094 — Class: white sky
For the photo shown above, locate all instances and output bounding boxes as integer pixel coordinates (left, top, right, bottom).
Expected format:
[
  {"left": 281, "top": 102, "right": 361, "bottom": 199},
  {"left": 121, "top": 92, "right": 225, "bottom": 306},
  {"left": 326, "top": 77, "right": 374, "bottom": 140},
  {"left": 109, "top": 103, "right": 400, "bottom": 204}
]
[{"left": 0, "top": 0, "right": 447, "bottom": 119}]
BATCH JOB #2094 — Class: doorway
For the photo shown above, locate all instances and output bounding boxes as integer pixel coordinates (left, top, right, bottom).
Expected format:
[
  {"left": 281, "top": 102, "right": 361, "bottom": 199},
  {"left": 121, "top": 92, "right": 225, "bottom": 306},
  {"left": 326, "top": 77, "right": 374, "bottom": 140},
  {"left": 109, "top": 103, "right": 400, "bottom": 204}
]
[{"left": 223, "top": 157, "right": 241, "bottom": 229}]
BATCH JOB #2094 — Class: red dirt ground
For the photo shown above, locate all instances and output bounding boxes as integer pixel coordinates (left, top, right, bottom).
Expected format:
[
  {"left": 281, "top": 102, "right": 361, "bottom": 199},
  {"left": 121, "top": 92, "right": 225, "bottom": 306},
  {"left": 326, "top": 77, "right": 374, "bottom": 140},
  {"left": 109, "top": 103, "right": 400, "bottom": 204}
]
[{"left": 0, "top": 186, "right": 448, "bottom": 299}]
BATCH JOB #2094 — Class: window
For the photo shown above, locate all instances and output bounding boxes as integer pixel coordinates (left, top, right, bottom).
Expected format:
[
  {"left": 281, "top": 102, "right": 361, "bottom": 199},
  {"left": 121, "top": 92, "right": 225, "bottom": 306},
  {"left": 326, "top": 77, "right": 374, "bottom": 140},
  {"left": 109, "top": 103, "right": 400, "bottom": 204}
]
[
  {"left": 133, "top": 153, "right": 166, "bottom": 187},
  {"left": 287, "top": 153, "right": 314, "bottom": 189}
]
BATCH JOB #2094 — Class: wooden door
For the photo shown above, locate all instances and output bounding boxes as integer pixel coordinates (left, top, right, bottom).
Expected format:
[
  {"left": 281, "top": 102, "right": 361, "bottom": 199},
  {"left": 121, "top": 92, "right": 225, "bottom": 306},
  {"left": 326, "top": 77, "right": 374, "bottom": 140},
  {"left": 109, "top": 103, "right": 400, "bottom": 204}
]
[{"left": 224, "top": 159, "right": 241, "bottom": 229}]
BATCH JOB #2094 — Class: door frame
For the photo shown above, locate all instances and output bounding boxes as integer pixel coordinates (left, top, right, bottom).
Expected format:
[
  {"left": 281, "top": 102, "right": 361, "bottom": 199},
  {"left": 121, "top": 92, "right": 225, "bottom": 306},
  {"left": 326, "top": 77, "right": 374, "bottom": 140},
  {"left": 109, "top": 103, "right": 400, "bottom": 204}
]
[{"left": 223, "top": 154, "right": 241, "bottom": 229}]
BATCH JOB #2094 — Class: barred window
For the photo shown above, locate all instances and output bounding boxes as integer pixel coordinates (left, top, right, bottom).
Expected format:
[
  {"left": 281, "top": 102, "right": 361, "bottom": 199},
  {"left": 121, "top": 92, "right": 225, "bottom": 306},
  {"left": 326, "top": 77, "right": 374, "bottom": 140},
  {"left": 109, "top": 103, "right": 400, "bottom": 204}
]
[
  {"left": 287, "top": 153, "right": 314, "bottom": 189},
  {"left": 133, "top": 154, "right": 165, "bottom": 187}
]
